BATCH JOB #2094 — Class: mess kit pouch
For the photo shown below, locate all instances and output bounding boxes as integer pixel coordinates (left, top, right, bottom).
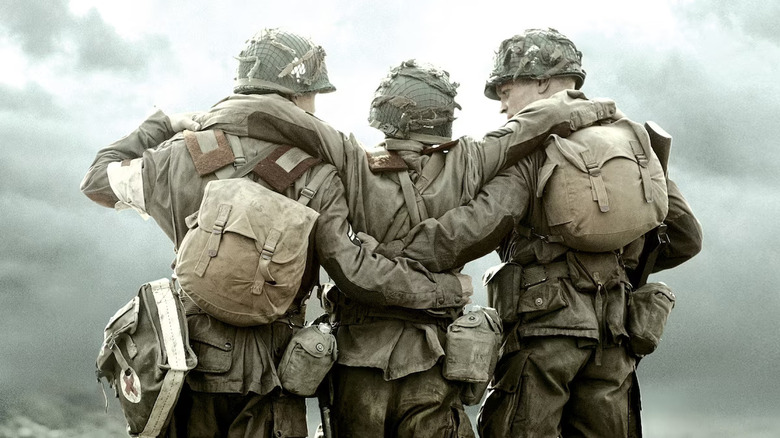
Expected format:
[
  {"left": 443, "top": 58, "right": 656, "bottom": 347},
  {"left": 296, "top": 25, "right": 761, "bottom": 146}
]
[
  {"left": 96, "top": 279, "right": 197, "bottom": 437},
  {"left": 443, "top": 307, "right": 502, "bottom": 405},
  {"left": 277, "top": 322, "right": 337, "bottom": 397},
  {"left": 627, "top": 282, "right": 676, "bottom": 356}
]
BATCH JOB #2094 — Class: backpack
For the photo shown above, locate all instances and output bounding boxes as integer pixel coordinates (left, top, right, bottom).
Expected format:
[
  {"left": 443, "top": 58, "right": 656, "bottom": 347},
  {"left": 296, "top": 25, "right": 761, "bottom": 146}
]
[
  {"left": 174, "top": 129, "right": 333, "bottom": 327},
  {"left": 96, "top": 278, "right": 197, "bottom": 437},
  {"left": 536, "top": 118, "right": 668, "bottom": 252}
]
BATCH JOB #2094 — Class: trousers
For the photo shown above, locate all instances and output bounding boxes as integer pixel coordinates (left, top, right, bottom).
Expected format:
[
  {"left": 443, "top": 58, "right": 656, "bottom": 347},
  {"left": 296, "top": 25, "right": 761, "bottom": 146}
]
[{"left": 478, "top": 336, "right": 636, "bottom": 438}]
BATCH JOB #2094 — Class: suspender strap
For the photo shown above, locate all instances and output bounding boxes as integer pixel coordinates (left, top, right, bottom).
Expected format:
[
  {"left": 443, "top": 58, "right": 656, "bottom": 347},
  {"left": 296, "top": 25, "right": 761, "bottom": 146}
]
[
  {"left": 415, "top": 152, "right": 446, "bottom": 193},
  {"left": 297, "top": 165, "right": 337, "bottom": 207},
  {"left": 398, "top": 170, "right": 423, "bottom": 227},
  {"left": 214, "top": 134, "right": 247, "bottom": 179}
]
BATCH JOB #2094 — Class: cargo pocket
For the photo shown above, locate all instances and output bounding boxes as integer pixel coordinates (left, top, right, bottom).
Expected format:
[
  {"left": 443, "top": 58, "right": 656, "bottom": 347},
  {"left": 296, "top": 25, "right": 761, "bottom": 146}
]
[
  {"left": 478, "top": 351, "right": 530, "bottom": 437},
  {"left": 187, "top": 314, "right": 235, "bottom": 373},
  {"left": 272, "top": 394, "right": 308, "bottom": 438},
  {"left": 517, "top": 280, "right": 568, "bottom": 321}
]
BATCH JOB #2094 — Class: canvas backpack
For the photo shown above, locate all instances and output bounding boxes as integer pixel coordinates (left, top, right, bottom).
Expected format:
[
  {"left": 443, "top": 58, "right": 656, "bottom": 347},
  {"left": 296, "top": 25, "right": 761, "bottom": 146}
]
[
  {"left": 174, "top": 129, "right": 333, "bottom": 327},
  {"left": 96, "top": 278, "right": 197, "bottom": 437},
  {"left": 536, "top": 118, "right": 668, "bottom": 252}
]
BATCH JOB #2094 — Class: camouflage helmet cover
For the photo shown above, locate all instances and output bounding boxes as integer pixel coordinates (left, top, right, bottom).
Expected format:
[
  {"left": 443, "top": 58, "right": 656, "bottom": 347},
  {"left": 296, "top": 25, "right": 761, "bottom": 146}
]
[
  {"left": 368, "top": 59, "right": 461, "bottom": 145},
  {"left": 234, "top": 28, "right": 336, "bottom": 96},
  {"left": 485, "top": 28, "right": 586, "bottom": 100}
]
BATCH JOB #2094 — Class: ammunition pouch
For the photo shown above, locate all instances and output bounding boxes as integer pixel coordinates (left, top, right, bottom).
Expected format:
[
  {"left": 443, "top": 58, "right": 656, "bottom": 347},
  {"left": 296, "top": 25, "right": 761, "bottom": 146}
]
[
  {"left": 565, "top": 251, "right": 629, "bottom": 292},
  {"left": 627, "top": 282, "right": 676, "bottom": 356},
  {"left": 277, "top": 322, "right": 337, "bottom": 397},
  {"left": 443, "top": 307, "right": 502, "bottom": 405}
]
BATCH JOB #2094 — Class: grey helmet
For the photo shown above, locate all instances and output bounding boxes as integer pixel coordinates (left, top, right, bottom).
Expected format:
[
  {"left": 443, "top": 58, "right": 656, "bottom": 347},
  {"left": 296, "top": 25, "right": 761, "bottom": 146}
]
[
  {"left": 368, "top": 59, "right": 461, "bottom": 145},
  {"left": 234, "top": 28, "right": 336, "bottom": 96},
  {"left": 485, "top": 28, "right": 585, "bottom": 100}
]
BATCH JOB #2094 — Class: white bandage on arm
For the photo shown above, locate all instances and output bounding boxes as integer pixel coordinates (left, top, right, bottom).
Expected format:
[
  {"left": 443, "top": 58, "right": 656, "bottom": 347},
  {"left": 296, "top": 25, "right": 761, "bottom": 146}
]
[{"left": 107, "top": 158, "right": 150, "bottom": 219}]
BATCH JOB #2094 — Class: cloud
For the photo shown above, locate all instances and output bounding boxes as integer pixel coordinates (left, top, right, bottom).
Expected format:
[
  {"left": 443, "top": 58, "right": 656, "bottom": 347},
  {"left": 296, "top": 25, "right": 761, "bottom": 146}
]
[
  {"left": 0, "top": 0, "right": 170, "bottom": 74},
  {"left": 677, "top": 0, "right": 780, "bottom": 45}
]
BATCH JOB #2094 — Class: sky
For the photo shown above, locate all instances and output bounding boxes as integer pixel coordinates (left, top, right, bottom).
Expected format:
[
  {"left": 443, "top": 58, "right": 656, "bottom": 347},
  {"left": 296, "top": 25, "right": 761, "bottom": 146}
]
[{"left": 0, "top": 0, "right": 779, "bottom": 436}]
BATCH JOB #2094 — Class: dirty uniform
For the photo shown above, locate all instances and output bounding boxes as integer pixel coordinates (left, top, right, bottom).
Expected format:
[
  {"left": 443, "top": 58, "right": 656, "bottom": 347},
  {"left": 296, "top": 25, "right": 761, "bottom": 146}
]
[
  {"left": 81, "top": 104, "right": 466, "bottom": 438},
  {"left": 392, "top": 122, "right": 703, "bottom": 437},
  {"left": 196, "top": 90, "right": 615, "bottom": 437}
]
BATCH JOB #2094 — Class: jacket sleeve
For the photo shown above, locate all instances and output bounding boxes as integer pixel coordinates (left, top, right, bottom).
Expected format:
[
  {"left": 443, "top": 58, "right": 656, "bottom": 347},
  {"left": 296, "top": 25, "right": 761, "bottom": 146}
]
[
  {"left": 466, "top": 90, "right": 617, "bottom": 186},
  {"left": 313, "top": 173, "right": 468, "bottom": 309},
  {"left": 653, "top": 179, "right": 703, "bottom": 271},
  {"left": 80, "top": 110, "right": 175, "bottom": 208},
  {"left": 397, "top": 166, "right": 532, "bottom": 272}
]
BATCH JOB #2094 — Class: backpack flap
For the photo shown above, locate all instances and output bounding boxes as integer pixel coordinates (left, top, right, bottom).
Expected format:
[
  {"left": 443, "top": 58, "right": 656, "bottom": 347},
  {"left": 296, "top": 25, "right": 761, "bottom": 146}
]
[
  {"left": 176, "top": 178, "right": 319, "bottom": 327},
  {"left": 539, "top": 119, "right": 669, "bottom": 252}
]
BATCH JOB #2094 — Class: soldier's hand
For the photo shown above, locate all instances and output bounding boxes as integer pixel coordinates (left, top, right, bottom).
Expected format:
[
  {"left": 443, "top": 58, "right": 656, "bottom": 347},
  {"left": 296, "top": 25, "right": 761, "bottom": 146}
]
[
  {"left": 357, "top": 232, "right": 403, "bottom": 259},
  {"left": 564, "top": 90, "right": 617, "bottom": 130},
  {"left": 169, "top": 112, "right": 203, "bottom": 132}
]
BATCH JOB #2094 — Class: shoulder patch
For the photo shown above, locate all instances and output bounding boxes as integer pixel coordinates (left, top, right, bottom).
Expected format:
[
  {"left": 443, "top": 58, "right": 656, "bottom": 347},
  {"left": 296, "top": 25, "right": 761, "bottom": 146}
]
[
  {"left": 252, "top": 145, "right": 321, "bottom": 192},
  {"left": 184, "top": 129, "right": 236, "bottom": 176},
  {"left": 366, "top": 148, "right": 408, "bottom": 173}
]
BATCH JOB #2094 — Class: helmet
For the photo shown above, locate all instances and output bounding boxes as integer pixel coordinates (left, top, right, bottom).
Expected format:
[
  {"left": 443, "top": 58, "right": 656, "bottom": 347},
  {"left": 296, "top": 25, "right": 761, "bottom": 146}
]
[
  {"left": 484, "top": 28, "right": 585, "bottom": 100},
  {"left": 233, "top": 28, "right": 336, "bottom": 96},
  {"left": 368, "top": 59, "right": 460, "bottom": 145}
]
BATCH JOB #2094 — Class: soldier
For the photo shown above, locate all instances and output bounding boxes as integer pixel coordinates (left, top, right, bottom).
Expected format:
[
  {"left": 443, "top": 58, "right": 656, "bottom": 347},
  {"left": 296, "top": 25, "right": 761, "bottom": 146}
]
[
  {"left": 80, "top": 29, "right": 471, "bottom": 438},
  {"left": 195, "top": 57, "right": 619, "bottom": 436},
  {"left": 376, "top": 28, "right": 704, "bottom": 437}
]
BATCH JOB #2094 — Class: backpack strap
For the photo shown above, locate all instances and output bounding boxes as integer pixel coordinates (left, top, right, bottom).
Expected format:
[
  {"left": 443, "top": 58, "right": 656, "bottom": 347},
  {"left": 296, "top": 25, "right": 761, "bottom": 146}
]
[
  {"left": 580, "top": 149, "right": 610, "bottom": 212},
  {"left": 297, "top": 165, "right": 337, "bottom": 207},
  {"left": 630, "top": 140, "right": 654, "bottom": 203}
]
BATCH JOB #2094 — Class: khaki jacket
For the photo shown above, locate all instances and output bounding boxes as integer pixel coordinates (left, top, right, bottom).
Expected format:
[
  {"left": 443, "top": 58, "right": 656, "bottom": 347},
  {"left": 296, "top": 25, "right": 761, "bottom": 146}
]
[
  {"left": 196, "top": 90, "right": 617, "bottom": 379},
  {"left": 80, "top": 105, "right": 465, "bottom": 393}
]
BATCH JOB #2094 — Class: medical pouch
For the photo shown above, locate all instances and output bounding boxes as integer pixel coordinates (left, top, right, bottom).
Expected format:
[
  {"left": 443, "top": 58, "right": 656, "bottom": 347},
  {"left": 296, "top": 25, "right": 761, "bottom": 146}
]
[
  {"left": 277, "top": 322, "right": 337, "bottom": 397},
  {"left": 443, "top": 307, "right": 502, "bottom": 404},
  {"left": 96, "top": 279, "right": 197, "bottom": 437},
  {"left": 627, "top": 282, "right": 676, "bottom": 356},
  {"left": 483, "top": 262, "right": 523, "bottom": 323}
]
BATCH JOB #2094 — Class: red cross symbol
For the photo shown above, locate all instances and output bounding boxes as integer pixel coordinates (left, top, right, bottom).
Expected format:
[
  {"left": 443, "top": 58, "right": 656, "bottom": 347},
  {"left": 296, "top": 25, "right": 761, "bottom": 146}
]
[{"left": 123, "top": 372, "right": 139, "bottom": 397}]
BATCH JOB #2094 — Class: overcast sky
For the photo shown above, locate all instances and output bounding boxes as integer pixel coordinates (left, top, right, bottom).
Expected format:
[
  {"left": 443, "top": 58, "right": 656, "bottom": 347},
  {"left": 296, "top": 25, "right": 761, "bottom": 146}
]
[{"left": 1, "top": 1, "right": 779, "bottom": 436}]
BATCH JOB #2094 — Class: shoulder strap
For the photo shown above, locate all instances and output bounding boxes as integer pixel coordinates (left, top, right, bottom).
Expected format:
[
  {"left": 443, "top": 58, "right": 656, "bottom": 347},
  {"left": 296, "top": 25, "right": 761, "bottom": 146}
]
[
  {"left": 297, "top": 165, "right": 337, "bottom": 207},
  {"left": 415, "top": 152, "right": 446, "bottom": 193}
]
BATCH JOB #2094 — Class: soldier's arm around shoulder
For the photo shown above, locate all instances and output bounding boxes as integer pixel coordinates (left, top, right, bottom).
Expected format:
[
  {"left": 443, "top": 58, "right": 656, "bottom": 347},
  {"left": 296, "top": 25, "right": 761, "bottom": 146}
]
[
  {"left": 471, "top": 90, "right": 618, "bottom": 185},
  {"left": 310, "top": 169, "right": 469, "bottom": 309},
  {"left": 393, "top": 164, "right": 533, "bottom": 272},
  {"left": 654, "top": 178, "right": 703, "bottom": 271},
  {"left": 80, "top": 109, "right": 180, "bottom": 208}
]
